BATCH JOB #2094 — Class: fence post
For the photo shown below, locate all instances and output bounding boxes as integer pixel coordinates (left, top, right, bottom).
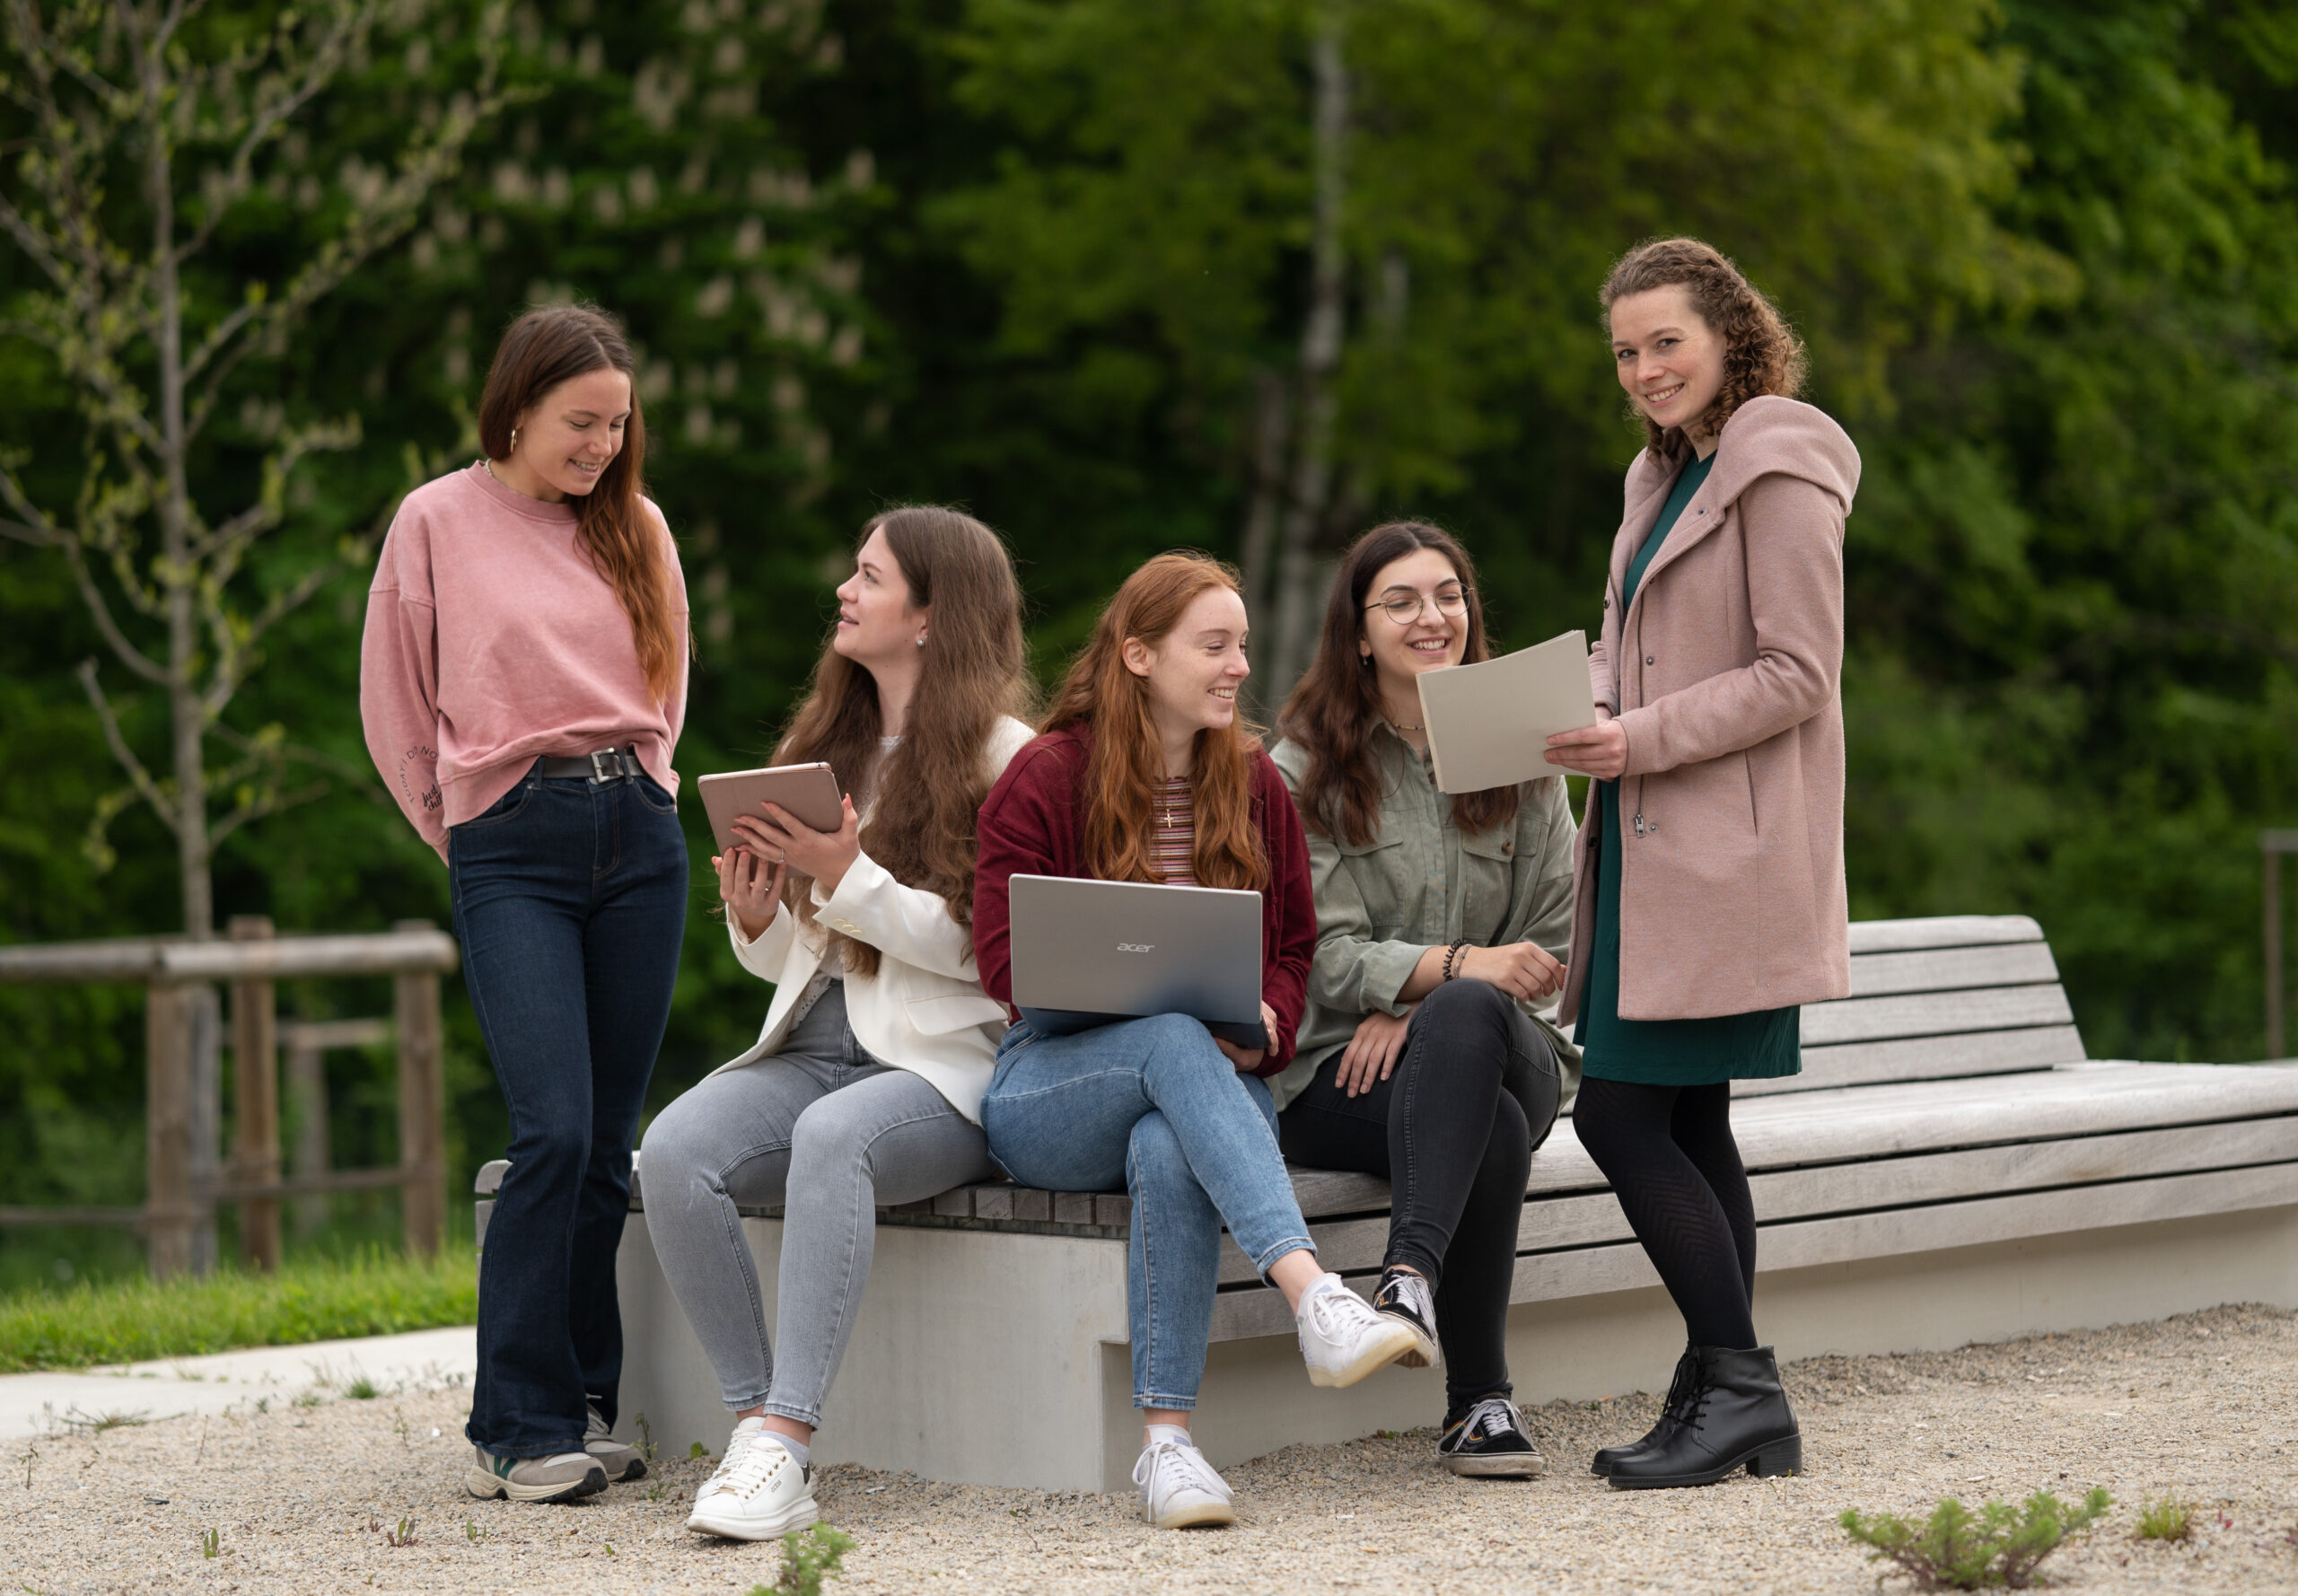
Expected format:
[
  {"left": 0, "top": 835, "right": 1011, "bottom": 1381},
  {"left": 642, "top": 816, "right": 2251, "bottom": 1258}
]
[
  {"left": 229, "top": 916, "right": 282, "bottom": 1271},
  {"left": 285, "top": 1025, "right": 332, "bottom": 1240},
  {"left": 145, "top": 982, "right": 195, "bottom": 1280},
  {"left": 394, "top": 919, "right": 446, "bottom": 1257},
  {"left": 187, "top": 983, "right": 224, "bottom": 1276}
]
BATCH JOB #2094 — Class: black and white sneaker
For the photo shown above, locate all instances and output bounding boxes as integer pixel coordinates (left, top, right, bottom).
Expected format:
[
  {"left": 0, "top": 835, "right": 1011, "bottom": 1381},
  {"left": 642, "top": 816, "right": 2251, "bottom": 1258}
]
[
  {"left": 1372, "top": 1267, "right": 1440, "bottom": 1369},
  {"left": 1437, "top": 1395, "right": 1546, "bottom": 1478}
]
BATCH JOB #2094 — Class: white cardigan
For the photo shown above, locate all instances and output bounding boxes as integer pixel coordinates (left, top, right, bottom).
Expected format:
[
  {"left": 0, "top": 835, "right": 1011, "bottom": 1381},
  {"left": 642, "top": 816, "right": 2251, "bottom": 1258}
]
[{"left": 706, "top": 716, "right": 1035, "bottom": 1123}]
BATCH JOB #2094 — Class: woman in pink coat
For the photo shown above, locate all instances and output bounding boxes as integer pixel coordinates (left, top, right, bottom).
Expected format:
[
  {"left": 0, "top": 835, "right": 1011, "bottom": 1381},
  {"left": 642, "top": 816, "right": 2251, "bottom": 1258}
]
[{"left": 1546, "top": 238, "right": 1860, "bottom": 1490}]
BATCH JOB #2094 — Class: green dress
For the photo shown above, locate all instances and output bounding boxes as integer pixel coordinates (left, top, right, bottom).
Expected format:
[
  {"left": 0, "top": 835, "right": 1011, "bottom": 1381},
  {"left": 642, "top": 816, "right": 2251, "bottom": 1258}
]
[{"left": 1575, "top": 452, "right": 1801, "bottom": 1084}]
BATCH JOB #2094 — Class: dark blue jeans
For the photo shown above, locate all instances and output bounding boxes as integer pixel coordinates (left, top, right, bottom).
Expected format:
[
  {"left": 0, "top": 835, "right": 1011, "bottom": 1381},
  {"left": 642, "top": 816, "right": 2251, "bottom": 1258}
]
[{"left": 451, "top": 765, "right": 688, "bottom": 1457}]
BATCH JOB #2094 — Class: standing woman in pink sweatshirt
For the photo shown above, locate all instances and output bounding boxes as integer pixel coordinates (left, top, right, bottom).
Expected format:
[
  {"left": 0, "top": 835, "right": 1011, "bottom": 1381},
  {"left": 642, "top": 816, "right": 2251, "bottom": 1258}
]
[
  {"left": 361, "top": 304, "right": 690, "bottom": 1504},
  {"left": 1544, "top": 240, "right": 1859, "bottom": 1490}
]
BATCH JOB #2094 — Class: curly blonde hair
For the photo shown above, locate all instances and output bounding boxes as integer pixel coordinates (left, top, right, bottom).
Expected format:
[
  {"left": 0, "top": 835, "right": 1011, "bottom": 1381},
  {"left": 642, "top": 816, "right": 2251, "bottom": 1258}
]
[{"left": 1600, "top": 238, "right": 1807, "bottom": 465}]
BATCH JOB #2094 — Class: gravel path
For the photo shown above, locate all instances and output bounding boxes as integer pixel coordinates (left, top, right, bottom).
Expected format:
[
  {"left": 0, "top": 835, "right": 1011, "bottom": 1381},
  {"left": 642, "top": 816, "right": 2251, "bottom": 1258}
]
[{"left": 5, "top": 1303, "right": 2294, "bottom": 1594}]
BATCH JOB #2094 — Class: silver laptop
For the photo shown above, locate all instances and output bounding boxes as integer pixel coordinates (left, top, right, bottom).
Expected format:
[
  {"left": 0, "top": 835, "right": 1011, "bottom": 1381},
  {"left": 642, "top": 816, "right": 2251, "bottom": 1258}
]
[{"left": 1007, "top": 874, "right": 1267, "bottom": 1048}]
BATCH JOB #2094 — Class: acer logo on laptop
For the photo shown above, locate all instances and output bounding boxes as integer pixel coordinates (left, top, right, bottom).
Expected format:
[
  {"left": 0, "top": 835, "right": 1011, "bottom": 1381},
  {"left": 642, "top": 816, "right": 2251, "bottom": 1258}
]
[{"left": 1116, "top": 942, "right": 1156, "bottom": 953}]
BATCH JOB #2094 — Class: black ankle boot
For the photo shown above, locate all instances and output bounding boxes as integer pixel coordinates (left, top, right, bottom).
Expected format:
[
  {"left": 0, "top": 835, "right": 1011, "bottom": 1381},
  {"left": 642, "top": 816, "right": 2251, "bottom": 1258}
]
[
  {"left": 1608, "top": 1345, "right": 1800, "bottom": 1489},
  {"left": 1591, "top": 1344, "right": 1695, "bottom": 1476}
]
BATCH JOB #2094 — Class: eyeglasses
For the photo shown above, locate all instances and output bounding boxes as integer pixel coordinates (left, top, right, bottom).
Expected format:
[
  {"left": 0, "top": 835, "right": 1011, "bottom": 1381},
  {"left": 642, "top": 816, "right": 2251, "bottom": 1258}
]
[{"left": 1364, "top": 587, "right": 1469, "bottom": 625}]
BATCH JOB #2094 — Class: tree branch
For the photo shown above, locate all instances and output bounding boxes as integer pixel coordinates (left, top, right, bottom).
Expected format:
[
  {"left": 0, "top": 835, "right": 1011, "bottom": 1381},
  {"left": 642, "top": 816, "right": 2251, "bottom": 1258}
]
[
  {"left": 0, "top": 461, "right": 169, "bottom": 681},
  {"left": 212, "top": 718, "right": 372, "bottom": 788},
  {"left": 174, "top": 4, "right": 368, "bottom": 271},
  {"left": 75, "top": 657, "right": 176, "bottom": 837},
  {"left": 207, "top": 779, "right": 329, "bottom": 849}
]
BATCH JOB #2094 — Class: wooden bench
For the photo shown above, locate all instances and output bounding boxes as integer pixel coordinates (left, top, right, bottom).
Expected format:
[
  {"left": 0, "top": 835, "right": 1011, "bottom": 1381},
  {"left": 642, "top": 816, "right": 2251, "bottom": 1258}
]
[{"left": 485, "top": 915, "right": 2298, "bottom": 1491}]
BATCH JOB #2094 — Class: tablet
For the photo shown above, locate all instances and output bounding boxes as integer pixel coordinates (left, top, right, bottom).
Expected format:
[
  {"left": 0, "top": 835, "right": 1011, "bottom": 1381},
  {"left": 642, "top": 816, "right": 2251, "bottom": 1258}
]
[{"left": 696, "top": 763, "right": 845, "bottom": 855}]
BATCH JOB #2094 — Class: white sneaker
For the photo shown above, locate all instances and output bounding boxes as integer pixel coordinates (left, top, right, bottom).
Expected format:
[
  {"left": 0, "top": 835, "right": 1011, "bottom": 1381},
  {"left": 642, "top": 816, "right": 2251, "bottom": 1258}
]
[
  {"left": 1297, "top": 1275, "right": 1421, "bottom": 1388},
  {"left": 685, "top": 1418, "right": 819, "bottom": 1541},
  {"left": 1132, "top": 1437, "right": 1238, "bottom": 1530}
]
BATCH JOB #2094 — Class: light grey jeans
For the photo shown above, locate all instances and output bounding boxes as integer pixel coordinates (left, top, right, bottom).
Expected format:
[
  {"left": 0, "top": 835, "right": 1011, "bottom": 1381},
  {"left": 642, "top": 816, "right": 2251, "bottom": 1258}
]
[{"left": 638, "top": 982, "right": 995, "bottom": 1427}]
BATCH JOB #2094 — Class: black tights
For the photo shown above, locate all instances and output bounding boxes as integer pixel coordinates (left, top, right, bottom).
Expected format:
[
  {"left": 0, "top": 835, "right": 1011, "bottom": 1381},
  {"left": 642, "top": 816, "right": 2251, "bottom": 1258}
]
[
  {"left": 1279, "top": 979, "right": 1561, "bottom": 1407},
  {"left": 1571, "top": 1077, "right": 1758, "bottom": 1350}
]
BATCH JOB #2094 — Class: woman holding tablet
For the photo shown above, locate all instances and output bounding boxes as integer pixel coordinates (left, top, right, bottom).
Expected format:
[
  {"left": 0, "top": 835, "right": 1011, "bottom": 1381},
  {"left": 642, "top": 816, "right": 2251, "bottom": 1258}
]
[
  {"left": 640, "top": 507, "right": 1036, "bottom": 1540},
  {"left": 973, "top": 553, "right": 1419, "bottom": 1530},
  {"left": 361, "top": 303, "right": 687, "bottom": 1504},
  {"left": 1544, "top": 238, "right": 1859, "bottom": 1489},
  {"left": 1269, "top": 521, "right": 1579, "bottom": 1478}
]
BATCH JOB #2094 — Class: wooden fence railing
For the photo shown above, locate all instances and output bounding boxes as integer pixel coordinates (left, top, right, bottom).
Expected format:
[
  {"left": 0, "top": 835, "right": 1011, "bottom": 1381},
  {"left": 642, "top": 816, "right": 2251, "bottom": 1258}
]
[{"left": 0, "top": 919, "right": 459, "bottom": 1278}]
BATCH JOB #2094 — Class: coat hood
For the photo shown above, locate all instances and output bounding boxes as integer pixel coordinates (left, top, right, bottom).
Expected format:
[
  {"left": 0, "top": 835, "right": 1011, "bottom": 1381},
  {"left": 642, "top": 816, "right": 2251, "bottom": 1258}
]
[{"left": 1624, "top": 395, "right": 1861, "bottom": 518}]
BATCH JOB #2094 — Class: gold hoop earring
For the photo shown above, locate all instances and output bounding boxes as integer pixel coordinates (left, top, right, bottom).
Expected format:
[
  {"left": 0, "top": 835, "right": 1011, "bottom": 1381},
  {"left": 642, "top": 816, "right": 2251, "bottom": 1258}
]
[{"left": 509, "top": 426, "right": 520, "bottom": 453}]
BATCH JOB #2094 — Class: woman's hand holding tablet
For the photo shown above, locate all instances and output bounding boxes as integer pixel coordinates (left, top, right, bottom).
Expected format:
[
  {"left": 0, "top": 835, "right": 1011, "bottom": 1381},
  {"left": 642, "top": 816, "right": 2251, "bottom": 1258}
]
[
  {"left": 715, "top": 839, "right": 785, "bottom": 941},
  {"left": 738, "top": 794, "right": 864, "bottom": 895}
]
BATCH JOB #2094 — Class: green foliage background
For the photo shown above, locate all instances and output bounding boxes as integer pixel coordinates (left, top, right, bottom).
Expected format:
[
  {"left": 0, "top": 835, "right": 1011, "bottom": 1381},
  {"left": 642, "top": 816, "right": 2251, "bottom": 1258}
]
[{"left": 3, "top": 0, "right": 2294, "bottom": 1280}]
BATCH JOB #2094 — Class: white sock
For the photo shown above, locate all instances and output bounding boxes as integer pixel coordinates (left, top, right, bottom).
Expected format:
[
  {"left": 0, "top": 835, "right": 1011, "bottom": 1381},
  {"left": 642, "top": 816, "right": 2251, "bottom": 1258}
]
[{"left": 1145, "top": 1423, "right": 1193, "bottom": 1452}]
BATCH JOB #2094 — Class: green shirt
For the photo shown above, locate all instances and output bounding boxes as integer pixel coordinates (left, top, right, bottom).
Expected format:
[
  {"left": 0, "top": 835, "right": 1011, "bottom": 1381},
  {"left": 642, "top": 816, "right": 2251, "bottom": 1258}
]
[
  {"left": 1577, "top": 450, "right": 1801, "bottom": 1083},
  {"left": 1268, "top": 726, "right": 1581, "bottom": 1110}
]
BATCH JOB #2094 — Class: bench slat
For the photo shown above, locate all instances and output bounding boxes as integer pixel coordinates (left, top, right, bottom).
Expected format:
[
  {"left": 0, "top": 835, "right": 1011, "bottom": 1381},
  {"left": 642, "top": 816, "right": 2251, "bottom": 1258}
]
[
  {"left": 1846, "top": 916, "right": 2044, "bottom": 954},
  {"left": 1288, "top": 1168, "right": 1394, "bottom": 1219},
  {"left": 1215, "top": 1115, "right": 2298, "bottom": 1283},
  {"left": 1742, "top": 1024, "right": 2088, "bottom": 1098},
  {"left": 1801, "top": 984, "right": 2074, "bottom": 1047},
  {"left": 1844, "top": 942, "right": 2059, "bottom": 998},
  {"left": 1729, "top": 1064, "right": 2298, "bottom": 1166},
  {"left": 1206, "top": 1159, "right": 2298, "bottom": 1338}
]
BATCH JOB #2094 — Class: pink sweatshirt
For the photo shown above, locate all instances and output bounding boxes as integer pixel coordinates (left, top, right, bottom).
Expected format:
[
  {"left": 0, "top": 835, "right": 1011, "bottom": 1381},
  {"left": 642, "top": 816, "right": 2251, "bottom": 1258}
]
[{"left": 360, "top": 462, "right": 689, "bottom": 860}]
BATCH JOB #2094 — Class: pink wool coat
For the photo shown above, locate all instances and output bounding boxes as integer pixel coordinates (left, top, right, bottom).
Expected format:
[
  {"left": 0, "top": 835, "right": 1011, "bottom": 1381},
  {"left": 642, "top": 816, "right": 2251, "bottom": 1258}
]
[{"left": 1558, "top": 395, "right": 1861, "bottom": 1025}]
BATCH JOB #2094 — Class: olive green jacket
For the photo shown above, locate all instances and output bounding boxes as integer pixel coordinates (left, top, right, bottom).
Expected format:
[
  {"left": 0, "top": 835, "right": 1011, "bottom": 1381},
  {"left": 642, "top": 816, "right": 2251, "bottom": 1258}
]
[{"left": 1268, "top": 727, "right": 1582, "bottom": 1111}]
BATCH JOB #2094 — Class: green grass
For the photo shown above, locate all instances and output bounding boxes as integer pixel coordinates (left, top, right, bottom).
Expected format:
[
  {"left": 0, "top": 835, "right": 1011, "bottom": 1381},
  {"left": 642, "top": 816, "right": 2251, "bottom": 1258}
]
[
  {"left": 2134, "top": 1496, "right": 2197, "bottom": 1542},
  {"left": 0, "top": 1246, "right": 476, "bottom": 1372}
]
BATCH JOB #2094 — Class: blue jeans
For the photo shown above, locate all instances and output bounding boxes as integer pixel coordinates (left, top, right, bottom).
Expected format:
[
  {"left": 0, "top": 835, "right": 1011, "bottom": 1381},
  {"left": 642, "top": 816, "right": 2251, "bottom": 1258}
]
[
  {"left": 451, "top": 764, "right": 689, "bottom": 1456},
  {"left": 979, "top": 1014, "right": 1314, "bottom": 1411}
]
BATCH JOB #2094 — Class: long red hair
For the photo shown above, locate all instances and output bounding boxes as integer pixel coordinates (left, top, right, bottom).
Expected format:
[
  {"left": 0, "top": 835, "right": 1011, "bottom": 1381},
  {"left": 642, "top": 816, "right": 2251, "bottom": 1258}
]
[{"left": 1041, "top": 553, "right": 1267, "bottom": 890}]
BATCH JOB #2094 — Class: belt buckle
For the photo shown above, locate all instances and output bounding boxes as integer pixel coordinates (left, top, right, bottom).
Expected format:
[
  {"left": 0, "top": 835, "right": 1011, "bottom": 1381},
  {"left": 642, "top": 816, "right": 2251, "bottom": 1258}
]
[{"left": 589, "top": 749, "right": 622, "bottom": 784}]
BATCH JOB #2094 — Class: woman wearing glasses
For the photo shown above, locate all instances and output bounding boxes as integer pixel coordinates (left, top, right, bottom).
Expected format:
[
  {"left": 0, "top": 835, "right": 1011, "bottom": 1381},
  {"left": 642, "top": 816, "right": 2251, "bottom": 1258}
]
[{"left": 1269, "top": 522, "right": 1579, "bottom": 1478}]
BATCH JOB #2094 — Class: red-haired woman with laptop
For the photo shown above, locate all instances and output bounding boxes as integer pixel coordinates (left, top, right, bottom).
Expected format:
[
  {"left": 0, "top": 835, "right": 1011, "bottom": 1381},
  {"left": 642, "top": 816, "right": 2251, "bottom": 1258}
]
[{"left": 972, "top": 552, "right": 1418, "bottom": 1530}]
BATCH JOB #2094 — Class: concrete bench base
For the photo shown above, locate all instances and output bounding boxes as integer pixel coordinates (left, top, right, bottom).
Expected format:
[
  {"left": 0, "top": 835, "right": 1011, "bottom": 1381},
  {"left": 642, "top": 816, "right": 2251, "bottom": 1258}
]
[{"left": 611, "top": 1195, "right": 2298, "bottom": 1492}]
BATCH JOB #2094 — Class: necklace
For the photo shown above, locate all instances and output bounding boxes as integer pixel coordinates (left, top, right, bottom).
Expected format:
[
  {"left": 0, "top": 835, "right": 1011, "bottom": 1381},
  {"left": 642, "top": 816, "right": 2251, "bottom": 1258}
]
[{"left": 1389, "top": 718, "right": 1425, "bottom": 734}]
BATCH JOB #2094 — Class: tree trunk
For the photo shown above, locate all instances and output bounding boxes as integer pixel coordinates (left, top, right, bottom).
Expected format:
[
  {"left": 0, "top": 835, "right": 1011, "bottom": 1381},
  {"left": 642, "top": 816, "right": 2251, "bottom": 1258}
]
[
  {"left": 1267, "top": 9, "right": 1350, "bottom": 698},
  {"left": 1237, "top": 369, "right": 1291, "bottom": 712},
  {"left": 136, "top": 13, "right": 214, "bottom": 939}
]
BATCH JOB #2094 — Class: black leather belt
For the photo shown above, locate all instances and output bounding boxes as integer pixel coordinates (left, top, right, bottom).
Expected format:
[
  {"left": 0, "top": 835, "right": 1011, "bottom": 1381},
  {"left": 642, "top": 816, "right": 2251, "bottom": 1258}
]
[{"left": 537, "top": 746, "right": 644, "bottom": 783}]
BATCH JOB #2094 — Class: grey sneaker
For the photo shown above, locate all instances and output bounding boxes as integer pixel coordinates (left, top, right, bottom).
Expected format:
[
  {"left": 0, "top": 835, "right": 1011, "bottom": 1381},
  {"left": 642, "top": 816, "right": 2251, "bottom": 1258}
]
[
  {"left": 465, "top": 1446, "right": 608, "bottom": 1504},
  {"left": 585, "top": 1404, "right": 646, "bottom": 1482}
]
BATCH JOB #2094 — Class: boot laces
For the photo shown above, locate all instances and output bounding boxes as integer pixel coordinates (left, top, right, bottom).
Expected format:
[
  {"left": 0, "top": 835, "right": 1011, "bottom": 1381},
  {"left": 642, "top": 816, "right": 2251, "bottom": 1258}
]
[
  {"left": 1657, "top": 1353, "right": 1699, "bottom": 1422},
  {"left": 1671, "top": 1363, "right": 1719, "bottom": 1434}
]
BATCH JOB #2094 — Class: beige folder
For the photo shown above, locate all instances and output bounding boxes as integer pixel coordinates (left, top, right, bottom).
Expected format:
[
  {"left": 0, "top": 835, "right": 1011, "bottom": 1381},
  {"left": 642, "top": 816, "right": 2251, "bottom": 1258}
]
[{"left": 1414, "top": 629, "right": 1598, "bottom": 794}]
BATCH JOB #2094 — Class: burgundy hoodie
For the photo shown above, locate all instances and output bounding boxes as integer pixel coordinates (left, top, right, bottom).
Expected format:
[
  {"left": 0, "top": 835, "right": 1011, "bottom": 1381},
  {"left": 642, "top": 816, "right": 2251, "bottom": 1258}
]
[{"left": 971, "top": 725, "right": 1315, "bottom": 1075}]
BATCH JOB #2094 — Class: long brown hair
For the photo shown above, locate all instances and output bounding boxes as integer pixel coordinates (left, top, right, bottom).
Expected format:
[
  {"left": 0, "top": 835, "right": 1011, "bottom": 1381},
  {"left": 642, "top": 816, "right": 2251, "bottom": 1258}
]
[
  {"left": 1278, "top": 522, "right": 1523, "bottom": 846},
  {"left": 478, "top": 304, "right": 681, "bottom": 703},
  {"left": 1600, "top": 237, "right": 1808, "bottom": 468},
  {"left": 774, "top": 506, "right": 1034, "bottom": 978},
  {"left": 1041, "top": 553, "right": 1267, "bottom": 890}
]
